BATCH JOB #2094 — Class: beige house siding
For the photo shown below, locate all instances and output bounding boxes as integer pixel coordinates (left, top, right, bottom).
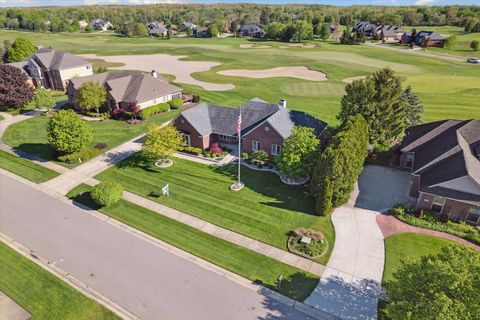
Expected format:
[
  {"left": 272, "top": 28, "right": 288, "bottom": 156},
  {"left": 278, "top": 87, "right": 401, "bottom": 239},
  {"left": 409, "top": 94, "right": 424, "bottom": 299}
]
[
  {"left": 137, "top": 91, "right": 182, "bottom": 109},
  {"left": 59, "top": 65, "right": 93, "bottom": 82}
]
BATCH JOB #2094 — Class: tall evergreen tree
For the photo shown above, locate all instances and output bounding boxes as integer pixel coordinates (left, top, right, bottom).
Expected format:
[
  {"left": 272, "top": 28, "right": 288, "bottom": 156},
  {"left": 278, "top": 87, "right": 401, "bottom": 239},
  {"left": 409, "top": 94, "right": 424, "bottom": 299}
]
[{"left": 402, "top": 86, "right": 423, "bottom": 127}]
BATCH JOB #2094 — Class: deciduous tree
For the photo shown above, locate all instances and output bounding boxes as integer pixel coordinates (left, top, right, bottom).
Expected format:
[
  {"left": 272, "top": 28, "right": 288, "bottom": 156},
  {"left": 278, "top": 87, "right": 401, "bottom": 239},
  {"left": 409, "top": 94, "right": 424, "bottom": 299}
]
[
  {"left": 142, "top": 125, "right": 184, "bottom": 161},
  {"left": 293, "top": 20, "right": 313, "bottom": 42},
  {"left": 0, "top": 64, "right": 34, "bottom": 111},
  {"left": 47, "top": 110, "right": 92, "bottom": 154},
  {"left": 76, "top": 81, "right": 107, "bottom": 114},
  {"left": 470, "top": 40, "right": 479, "bottom": 52},
  {"left": 7, "top": 38, "right": 36, "bottom": 63},
  {"left": 276, "top": 126, "right": 319, "bottom": 178},
  {"left": 317, "top": 23, "right": 331, "bottom": 41},
  {"left": 32, "top": 87, "right": 55, "bottom": 111},
  {"left": 385, "top": 245, "right": 480, "bottom": 320}
]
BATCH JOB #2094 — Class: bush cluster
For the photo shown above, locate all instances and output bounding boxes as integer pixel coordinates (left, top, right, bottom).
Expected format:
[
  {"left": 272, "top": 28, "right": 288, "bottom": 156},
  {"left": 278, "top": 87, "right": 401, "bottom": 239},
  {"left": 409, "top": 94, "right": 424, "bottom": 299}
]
[
  {"left": 168, "top": 98, "right": 183, "bottom": 110},
  {"left": 91, "top": 181, "right": 124, "bottom": 207},
  {"left": 57, "top": 147, "right": 102, "bottom": 163},
  {"left": 179, "top": 146, "right": 202, "bottom": 156},
  {"left": 391, "top": 205, "right": 480, "bottom": 245},
  {"left": 139, "top": 103, "right": 170, "bottom": 120}
]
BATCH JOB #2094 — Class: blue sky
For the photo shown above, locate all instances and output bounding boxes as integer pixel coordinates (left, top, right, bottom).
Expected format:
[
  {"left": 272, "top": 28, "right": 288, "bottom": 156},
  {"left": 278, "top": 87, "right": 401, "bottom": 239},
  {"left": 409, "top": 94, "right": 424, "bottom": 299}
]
[{"left": 0, "top": 0, "right": 478, "bottom": 8}]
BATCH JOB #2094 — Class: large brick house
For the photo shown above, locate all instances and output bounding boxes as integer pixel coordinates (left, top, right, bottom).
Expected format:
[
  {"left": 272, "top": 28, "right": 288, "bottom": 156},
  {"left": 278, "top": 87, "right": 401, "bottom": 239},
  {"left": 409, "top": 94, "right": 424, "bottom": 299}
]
[
  {"left": 67, "top": 70, "right": 182, "bottom": 112},
  {"left": 173, "top": 98, "right": 327, "bottom": 157},
  {"left": 401, "top": 30, "right": 446, "bottom": 48},
  {"left": 398, "top": 119, "right": 480, "bottom": 225},
  {"left": 8, "top": 48, "right": 93, "bottom": 91}
]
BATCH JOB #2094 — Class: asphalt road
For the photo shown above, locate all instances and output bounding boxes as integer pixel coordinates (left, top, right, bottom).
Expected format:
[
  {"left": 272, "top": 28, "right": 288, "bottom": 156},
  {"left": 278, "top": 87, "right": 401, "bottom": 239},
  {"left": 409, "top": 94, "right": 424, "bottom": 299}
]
[{"left": 0, "top": 173, "right": 315, "bottom": 320}]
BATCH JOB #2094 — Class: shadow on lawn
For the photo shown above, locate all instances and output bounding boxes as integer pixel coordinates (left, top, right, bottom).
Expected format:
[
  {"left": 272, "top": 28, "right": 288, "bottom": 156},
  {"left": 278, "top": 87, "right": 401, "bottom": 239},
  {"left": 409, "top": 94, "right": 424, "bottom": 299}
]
[
  {"left": 14, "top": 143, "right": 54, "bottom": 162},
  {"left": 256, "top": 272, "right": 321, "bottom": 320},
  {"left": 213, "top": 164, "right": 316, "bottom": 216}
]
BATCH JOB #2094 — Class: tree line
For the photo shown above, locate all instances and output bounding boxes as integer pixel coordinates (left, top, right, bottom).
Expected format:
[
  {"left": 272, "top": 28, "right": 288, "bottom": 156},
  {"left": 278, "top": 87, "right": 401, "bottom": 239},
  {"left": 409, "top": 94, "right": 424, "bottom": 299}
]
[{"left": 0, "top": 4, "right": 478, "bottom": 35}]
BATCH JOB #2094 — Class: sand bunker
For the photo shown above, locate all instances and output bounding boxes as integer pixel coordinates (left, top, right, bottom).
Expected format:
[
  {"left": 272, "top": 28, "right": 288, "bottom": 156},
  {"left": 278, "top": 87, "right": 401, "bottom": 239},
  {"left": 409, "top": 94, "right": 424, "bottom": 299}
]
[
  {"left": 218, "top": 66, "right": 327, "bottom": 81},
  {"left": 79, "top": 53, "right": 234, "bottom": 91},
  {"left": 279, "top": 43, "right": 317, "bottom": 49},
  {"left": 240, "top": 44, "right": 272, "bottom": 49},
  {"left": 342, "top": 76, "right": 368, "bottom": 84}
]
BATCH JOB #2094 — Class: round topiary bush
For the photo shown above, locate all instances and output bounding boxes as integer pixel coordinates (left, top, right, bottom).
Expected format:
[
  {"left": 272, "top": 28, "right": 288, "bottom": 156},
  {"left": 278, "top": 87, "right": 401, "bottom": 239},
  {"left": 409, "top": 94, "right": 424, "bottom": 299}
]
[{"left": 91, "top": 182, "right": 123, "bottom": 207}]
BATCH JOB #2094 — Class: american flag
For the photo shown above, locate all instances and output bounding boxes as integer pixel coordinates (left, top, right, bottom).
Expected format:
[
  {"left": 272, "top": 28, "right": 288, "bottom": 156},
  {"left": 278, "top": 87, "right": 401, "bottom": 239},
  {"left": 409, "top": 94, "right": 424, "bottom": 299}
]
[{"left": 236, "top": 112, "right": 242, "bottom": 135}]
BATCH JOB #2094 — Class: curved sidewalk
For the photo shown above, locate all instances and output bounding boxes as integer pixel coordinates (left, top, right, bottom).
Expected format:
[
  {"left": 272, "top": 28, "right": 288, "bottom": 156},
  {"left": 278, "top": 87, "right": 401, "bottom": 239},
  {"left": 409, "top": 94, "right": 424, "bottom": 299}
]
[{"left": 377, "top": 214, "right": 480, "bottom": 250}]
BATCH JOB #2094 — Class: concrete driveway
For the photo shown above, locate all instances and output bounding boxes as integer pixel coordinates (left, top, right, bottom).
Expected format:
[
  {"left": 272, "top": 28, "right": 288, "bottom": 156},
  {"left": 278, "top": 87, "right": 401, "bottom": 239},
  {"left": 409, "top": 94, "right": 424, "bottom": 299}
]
[
  {"left": 305, "top": 165, "right": 412, "bottom": 319},
  {"left": 354, "top": 165, "right": 414, "bottom": 212}
]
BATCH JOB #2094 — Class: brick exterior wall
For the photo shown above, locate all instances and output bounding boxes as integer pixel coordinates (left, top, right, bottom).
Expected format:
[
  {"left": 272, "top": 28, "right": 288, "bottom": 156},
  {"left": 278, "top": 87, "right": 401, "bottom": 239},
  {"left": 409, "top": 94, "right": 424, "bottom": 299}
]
[
  {"left": 242, "top": 122, "right": 284, "bottom": 157},
  {"left": 173, "top": 115, "right": 210, "bottom": 150},
  {"left": 417, "top": 192, "right": 478, "bottom": 225}
]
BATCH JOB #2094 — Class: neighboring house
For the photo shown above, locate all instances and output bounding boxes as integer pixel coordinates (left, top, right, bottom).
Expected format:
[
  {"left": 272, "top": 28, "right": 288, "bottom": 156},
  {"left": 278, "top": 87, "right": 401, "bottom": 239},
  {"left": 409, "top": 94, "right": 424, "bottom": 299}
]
[
  {"left": 6, "top": 61, "right": 35, "bottom": 87},
  {"left": 67, "top": 70, "right": 182, "bottom": 112},
  {"left": 373, "top": 25, "right": 404, "bottom": 42},
  {"left": 236, "top": 24, "right": 266, "bottom": 38},
  {"left": 353, "top": 21, "right": 377, "bottom": 37},
  {"left": 147, "top": 21, "right": 164, "bottom": 30},
  {"left": 402, "top": 30, "right": 446, "bottom": 47},
  {"left": 195, "top": 27, "right": 209, "bottom": 38},
  {"left": 8, "top": 48, "right": 93, "bottom": 91},
  {"left": 78, "top": 20, "right": 89, "bottom": 29},
  {"left": 91, "top": 19, "right": 113, "bottom": 31},
  {"left": 398, "top": 119, "right": 480, "bottom": 225},
  {"left": 148, "top": 25, "right": 168, "bottom": 37},
  {"left": 329, "top": 24, "right": 337, "bottom": 33},
  {"left": 182, "top": 22, "right": 196, "bottom": 31},
  {"left": 415, "top": 30, "right": 446, "bottom": 48},
  {"left": 173, "top": 98, "right": 327, "bottom": 157}
]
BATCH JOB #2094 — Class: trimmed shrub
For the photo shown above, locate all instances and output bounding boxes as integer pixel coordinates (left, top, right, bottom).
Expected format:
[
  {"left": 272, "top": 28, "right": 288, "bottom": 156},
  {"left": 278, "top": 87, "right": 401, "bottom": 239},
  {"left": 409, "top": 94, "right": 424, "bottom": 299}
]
[
  {"left": 168, "top": 98, "right": 183, "bottom": 110},
  {"left": 251, "top": 150, "right": 269, "bottom": 163},
  {"left": 57, "top": 147, "right": 102, "bottom": 163},
  {"left": 242, "top": 152, "right": 249, "bottom": 160},
  {"left": 192, "top": 94, "right": 201, "bottom": 103},
  {"left": 139, "top": 103, "right": 170, "bottom": 120},
  {"left": 91, "top": 181, "right": 123, "bottom": 207},
  {"left": 180, "top": 146, "right": 202, "bottom": 156},
  {"left": 209, "top": 143, "right": 223, "bottom": 155}
]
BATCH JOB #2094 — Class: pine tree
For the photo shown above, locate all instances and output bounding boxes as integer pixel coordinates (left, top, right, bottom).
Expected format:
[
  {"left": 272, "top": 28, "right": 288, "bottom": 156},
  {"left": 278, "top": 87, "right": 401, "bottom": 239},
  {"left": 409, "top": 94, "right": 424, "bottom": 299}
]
[
  {"left": 315, "top": 178, "right": 333, "bottom": 216},
  {"left": 402, "top": 86, "right": 423, "bottom": 127}
]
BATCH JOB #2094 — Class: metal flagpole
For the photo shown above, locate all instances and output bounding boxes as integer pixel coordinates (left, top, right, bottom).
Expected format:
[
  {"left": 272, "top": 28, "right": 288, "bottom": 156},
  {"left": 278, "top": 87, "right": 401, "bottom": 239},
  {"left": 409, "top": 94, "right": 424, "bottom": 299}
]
[{"left": 237, "top": 106, "right": 241, "bottom": 184}]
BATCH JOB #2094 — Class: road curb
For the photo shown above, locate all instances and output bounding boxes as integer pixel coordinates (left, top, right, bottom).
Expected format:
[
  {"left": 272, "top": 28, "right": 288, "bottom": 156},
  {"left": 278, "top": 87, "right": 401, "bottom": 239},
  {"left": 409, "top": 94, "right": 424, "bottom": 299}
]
[{"left": 0, "top": 232, "right": 139, "bottom": 320}]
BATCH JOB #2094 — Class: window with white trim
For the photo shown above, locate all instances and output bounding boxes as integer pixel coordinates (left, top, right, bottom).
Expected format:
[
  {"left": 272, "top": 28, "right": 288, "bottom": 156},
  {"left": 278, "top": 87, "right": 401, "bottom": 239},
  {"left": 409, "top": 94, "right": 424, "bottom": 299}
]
[
  {"left": 271, "top": 144, "right": 281, "bottom": 156},
  {"left": 219, "top": 134, "right": 230, "bottom": 141},
  {"left": 183, "top": 133, "right": 191, "bottom": 146},
  {"left": 252, "top": 140, "right": 261, "bottom": 152},
  {"left": 466, "top": 207, "right": 480, "bottom": 224},
  {"left": 431, "top": 196, "right": 445, "bottom": 213}
]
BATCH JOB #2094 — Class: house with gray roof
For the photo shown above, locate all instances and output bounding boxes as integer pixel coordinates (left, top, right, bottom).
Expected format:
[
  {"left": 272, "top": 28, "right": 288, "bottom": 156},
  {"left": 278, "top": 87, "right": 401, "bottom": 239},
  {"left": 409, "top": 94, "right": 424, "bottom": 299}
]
[
  {"left": 91, "top": 19, "right": 113, "bottom": 31},
  {"left": 402, "top": 29, "right": 446, "bottom": 48},
  {"left": 398, "top": 119, "right": 480, "bottom": 225},
  {"left": 8, "top": 48, "right": 93, "bottom": 91},
  {"left": 236, "top": 24, "right": 266, "bottom": 38},
  {"left": 173, "top": 98, "right": 327, "bottom": 157},
  {"left": 67, "top": 70, "right": 182, "bottom": 112}
]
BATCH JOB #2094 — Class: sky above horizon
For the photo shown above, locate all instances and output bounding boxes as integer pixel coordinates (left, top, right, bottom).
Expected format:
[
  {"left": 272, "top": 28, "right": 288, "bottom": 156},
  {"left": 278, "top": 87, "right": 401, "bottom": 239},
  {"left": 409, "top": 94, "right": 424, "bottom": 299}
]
[{"left": 0, "top": 0, "right": 479, "bottom": 8}]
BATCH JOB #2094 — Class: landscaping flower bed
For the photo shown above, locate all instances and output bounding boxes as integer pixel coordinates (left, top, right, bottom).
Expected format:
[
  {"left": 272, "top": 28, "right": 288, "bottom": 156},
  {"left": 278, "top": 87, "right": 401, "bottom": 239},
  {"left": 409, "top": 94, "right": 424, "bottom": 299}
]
[
  {"left": 391, "top": 205, "right": 480, "bottom": 245},
  {"left": 287, "top": 228, "right": 328, "bottom": 260}
]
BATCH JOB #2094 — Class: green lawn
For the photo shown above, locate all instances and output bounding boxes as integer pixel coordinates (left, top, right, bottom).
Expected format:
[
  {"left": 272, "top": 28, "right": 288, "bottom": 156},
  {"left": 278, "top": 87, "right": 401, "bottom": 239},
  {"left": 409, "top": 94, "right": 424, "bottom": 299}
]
[
  {"left": 0, "top": 114, "right": 4, "bottom": 121},
  {"left": 0, "top": 30, "right": 478, "bottom": 124},
  {"left": 67, "top": 184, "right": 319, "bottom": 301},
  {"left": 0, "top": 150, "right": 59, "bottom": 183},
  {"left": 383, "top": 232, "right": 456, "bottom": 283},
  {"left": 95, "top": 155, "right": 334, "bottom": 264},
  {"left": 2, "top": 110, "right": 179, "bottom": 168},
  {"left": 0, "top": 241, "right": 119, "bottom": 320}
]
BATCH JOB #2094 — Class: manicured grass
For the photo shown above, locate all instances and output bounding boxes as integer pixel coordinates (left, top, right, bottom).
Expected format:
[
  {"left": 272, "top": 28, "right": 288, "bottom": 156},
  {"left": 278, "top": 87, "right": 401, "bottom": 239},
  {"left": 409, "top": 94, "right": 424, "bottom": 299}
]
[
  {"left": 95, "top": 155, "right": 334, "bottom": 264},
  {"left": 2, "top": 110, "right": 179, "bottom": 168},
  {"left": 0, "top": 30, "right": 478, "bottom": 124},
  {"left": 67, "top": 184, "right": 319, "bottom": 301},
  {"left": 0, "top": 150, "right": 59, "bottom": 183},
  {"left": 383, "top": 233, "right": 456, "bottom": 283},
  {"left": 0, "top": 114, "right": 4, "bottom": 121},
  {"left": 0, "top": 241, "right": 119, "bottom": 320}
]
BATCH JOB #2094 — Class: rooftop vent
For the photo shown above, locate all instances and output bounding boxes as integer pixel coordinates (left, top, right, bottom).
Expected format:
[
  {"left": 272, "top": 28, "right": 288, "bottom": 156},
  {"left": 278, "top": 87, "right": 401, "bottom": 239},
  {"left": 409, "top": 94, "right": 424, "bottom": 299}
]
[{"left": 279, "top": 99, "right": 287, "bottom": 108}]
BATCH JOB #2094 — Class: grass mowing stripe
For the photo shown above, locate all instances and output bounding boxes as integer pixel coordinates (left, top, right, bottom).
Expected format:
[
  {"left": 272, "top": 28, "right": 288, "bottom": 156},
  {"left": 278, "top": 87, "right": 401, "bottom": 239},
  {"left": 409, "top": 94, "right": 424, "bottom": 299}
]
[
  {"left": 67, "top": 184, "right": 319, "bottom": 301},
  {"left": 0, "top": 150, "right": 59, "bottom": 183},
  {"left": 0, "top": 241, "right": 119, "bottom": 320}
]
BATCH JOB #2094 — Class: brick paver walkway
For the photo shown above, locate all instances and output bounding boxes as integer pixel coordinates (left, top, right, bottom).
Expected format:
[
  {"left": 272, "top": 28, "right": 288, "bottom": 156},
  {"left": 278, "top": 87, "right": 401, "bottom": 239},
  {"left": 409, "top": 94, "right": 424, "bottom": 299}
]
[{"left": 376, "top": 214, "right": 479, "bottom": 250}]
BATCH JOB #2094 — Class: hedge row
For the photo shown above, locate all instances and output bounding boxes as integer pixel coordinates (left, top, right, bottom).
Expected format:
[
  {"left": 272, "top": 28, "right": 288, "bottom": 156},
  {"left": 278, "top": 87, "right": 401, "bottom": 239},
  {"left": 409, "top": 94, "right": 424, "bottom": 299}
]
[
  {"left": 57, "top": 147, "right": 102, "bottom": 163},
  {"left": 139, "top": 103, "right": 170, "bottom": 120},
  {"left": 391, "top": 206, "right": 480, "bottom": 245}
]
